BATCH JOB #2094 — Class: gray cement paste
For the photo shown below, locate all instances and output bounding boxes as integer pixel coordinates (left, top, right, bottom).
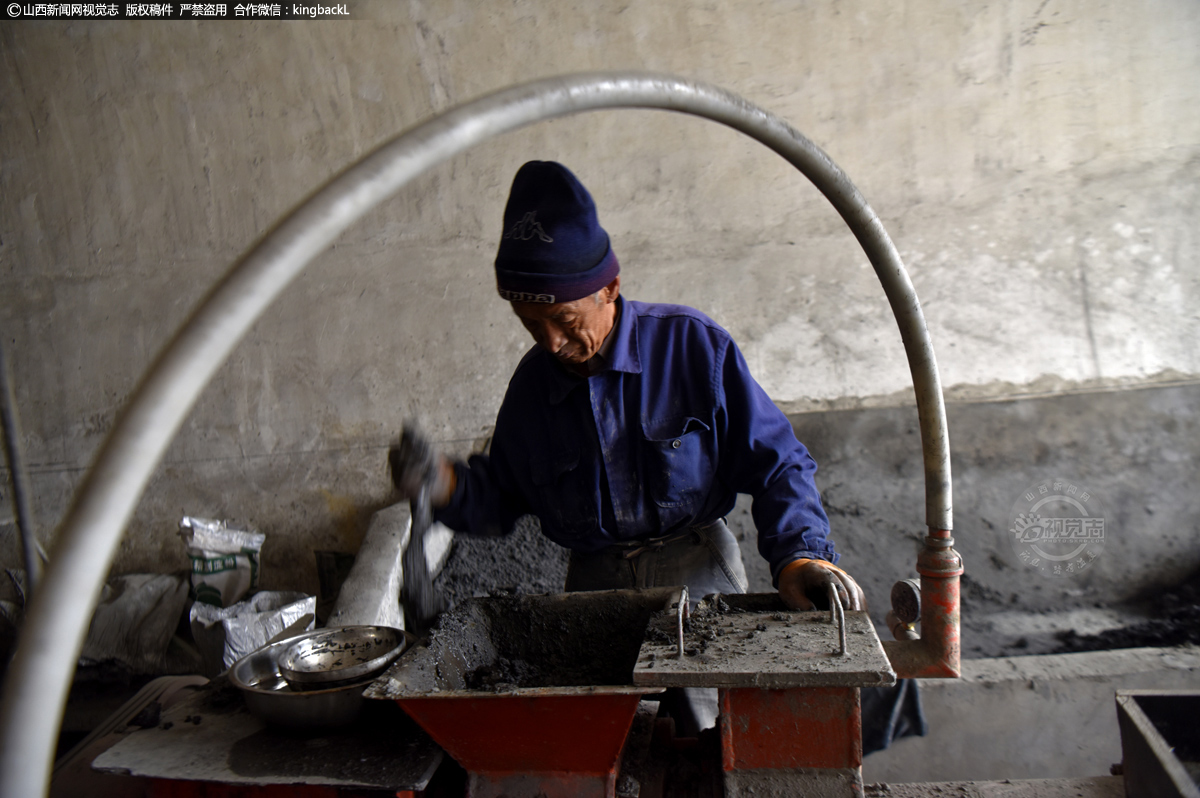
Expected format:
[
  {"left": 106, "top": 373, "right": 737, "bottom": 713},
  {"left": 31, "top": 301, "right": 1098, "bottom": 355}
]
[
  {"left": 413, "top": 591, "right": 674, "bottom": 692},
  {"left": 433, "top": 514, "right": 569, "bottom": 612}
]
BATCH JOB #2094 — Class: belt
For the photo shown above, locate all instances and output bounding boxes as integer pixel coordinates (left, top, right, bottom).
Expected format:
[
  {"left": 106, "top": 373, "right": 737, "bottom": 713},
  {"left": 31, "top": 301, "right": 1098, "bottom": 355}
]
[{"left": 609, "top": 530, "right": 697, "bottom": 560}]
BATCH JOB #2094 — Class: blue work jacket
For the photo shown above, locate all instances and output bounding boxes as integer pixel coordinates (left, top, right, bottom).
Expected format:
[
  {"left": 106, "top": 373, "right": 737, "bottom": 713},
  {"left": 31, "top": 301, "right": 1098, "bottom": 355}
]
[{"left": 436, "top": 297, "right": 838, "bottom": 584}]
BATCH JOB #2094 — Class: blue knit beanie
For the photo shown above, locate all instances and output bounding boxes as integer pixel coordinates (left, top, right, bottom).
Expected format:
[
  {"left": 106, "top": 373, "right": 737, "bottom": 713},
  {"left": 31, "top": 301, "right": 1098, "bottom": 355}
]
[{"left": 494, "top": 161, "right": 620, "bottom": 304}]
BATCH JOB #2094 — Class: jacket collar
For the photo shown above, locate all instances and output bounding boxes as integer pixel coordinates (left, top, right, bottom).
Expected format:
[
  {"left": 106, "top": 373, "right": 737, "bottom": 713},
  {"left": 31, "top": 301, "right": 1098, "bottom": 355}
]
[{"left": 604, "top": 296, "right": 642, "bottom": 375}]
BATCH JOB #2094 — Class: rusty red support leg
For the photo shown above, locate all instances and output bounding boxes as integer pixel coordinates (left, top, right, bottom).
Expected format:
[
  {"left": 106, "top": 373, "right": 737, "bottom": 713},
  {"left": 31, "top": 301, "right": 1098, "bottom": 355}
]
[{"left": 719, "top": 686, "right": 864, "bottom": 798}]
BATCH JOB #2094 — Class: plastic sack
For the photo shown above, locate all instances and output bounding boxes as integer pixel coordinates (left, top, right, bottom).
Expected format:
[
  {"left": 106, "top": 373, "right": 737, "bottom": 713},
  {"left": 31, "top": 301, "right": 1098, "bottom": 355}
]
[
  {"left": 189, "top": 590, "right": 315, "bottom": 676},
  {"left": 179, "top": 516, "right": 265, "bottom": 607},
  {"left": 80, "top": 573, "right": 191, "bottom": 674}
]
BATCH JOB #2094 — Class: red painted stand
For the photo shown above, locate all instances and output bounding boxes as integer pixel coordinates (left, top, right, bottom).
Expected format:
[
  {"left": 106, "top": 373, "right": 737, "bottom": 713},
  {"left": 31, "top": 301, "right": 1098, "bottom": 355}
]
[{"left": 720, "top": 686, "right": 864, "bottom": 797}]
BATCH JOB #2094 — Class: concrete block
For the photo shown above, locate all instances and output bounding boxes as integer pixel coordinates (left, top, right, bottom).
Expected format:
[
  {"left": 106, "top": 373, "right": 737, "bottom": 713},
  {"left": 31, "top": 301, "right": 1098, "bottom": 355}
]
[{"left": 326, "top": 502, "right": 453, "bottom": 631}]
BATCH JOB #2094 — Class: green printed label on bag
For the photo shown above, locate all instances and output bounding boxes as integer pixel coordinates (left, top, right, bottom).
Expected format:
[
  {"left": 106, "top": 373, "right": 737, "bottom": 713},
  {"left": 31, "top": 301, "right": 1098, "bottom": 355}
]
[{"left": 191, "top": 554, "right": 240, "bottom": 575}]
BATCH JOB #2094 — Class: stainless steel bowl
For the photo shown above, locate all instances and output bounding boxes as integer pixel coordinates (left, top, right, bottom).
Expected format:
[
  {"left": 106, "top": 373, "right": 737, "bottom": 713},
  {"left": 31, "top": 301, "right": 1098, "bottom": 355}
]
[
  {"left": 278, "top": 625, "right": 407, "bottom": 692},
  {"left": 229, "top": 629, "right": 404, "bottom": 729}
]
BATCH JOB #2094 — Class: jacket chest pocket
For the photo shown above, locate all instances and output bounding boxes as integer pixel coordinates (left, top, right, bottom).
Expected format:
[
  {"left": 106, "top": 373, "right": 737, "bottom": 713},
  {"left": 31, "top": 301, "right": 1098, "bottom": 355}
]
[{"left": 641, "top": 416, "right": 716, "bottom": 522}]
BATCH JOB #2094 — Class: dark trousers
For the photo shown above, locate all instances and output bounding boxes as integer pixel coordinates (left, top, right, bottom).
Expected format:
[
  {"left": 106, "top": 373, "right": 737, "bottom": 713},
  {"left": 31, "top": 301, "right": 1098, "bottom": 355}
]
[{"left": 564, "top": 519, "right": 748, "bottom": 604}]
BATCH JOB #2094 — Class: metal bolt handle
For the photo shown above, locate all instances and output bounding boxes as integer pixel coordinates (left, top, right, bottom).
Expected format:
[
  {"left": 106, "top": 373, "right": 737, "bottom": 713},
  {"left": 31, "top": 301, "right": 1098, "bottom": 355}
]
[
  {"left": 828, "top": 583, "right": 847, "bottom": 657},
  {"left": 676, "top": 587, "right": 689, "bottom": 658}
]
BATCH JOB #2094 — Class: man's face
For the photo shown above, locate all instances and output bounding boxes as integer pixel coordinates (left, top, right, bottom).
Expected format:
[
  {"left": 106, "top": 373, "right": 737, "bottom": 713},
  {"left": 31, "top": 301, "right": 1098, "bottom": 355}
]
[{"left": 511, "top": 279, "right": 619, "bottom": 366}]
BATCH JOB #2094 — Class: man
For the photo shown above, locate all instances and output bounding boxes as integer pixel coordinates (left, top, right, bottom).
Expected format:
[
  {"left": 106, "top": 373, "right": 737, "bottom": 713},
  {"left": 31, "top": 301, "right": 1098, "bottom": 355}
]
[{"left": 391, "top": 160, "right": 867, "bottom": 732}]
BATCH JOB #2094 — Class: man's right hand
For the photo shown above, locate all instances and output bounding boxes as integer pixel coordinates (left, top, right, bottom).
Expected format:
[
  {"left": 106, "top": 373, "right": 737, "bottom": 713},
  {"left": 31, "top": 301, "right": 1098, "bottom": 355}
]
[{"left": 388, "top": 424, "right": 456, "bottom": 507}]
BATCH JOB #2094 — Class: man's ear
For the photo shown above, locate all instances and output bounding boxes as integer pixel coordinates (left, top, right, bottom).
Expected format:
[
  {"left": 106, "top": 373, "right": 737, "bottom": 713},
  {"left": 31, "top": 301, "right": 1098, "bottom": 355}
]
[{"left": 602, "top": 275, "right": 621, "bottom": 303}]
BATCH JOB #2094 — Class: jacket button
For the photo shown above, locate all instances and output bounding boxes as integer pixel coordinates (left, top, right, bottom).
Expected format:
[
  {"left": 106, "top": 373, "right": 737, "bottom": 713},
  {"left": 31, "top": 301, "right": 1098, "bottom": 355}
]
[{"left": 672, "top": 439, "right": 682, "bottom": 449}]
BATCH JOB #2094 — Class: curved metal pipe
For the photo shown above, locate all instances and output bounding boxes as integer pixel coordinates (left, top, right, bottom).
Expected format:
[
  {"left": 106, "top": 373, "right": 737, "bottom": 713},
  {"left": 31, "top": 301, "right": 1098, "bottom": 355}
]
[{"left": 0, "top": 72, "right": 952, "bottom": 796}]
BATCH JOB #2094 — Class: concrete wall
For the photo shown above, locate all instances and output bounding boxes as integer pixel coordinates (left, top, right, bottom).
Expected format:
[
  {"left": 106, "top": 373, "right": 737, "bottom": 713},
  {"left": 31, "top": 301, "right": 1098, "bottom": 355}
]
[
  {"left": 730, "top": 382, "right": 1200, "bottom": 653},
  {"left": 2, "top": 1, "right": 1198, "bottom": 596},
  {"left": 862, "top": 645, "right": 1200, "bottom": 783}
]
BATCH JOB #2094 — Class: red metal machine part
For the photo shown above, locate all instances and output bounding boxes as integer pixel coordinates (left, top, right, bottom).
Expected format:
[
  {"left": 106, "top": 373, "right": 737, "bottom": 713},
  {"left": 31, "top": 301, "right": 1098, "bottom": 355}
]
[
  {"left": 398, "top": 691, "right": 648, "bottom": 798},
  {"left": 883, "top": 531, "right": 964, "bottom": 680},
  {"left": 633, "top": 593, "right": 897, "bottom": 798},
  {"left": 369, "top": 589, "right": 683, "bottom": 798},
  {"left": 710, "top": 532, "right": 963, "bottom": 798},
  {"left": 720, "top": 687, "right": 864, "bottom": 795},
  {"left": 711, "top": 532, "right": 963, "bottom": 798}
]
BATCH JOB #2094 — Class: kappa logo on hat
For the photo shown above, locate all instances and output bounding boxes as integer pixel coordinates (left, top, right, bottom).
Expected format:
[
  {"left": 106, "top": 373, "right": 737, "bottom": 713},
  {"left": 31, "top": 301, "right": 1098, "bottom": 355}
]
[
  {"left": 498, "top": 289, "right": 556, "bottom": 304},
  {"left": 503, "top": 211, "right": 554, "bottom": 243}
]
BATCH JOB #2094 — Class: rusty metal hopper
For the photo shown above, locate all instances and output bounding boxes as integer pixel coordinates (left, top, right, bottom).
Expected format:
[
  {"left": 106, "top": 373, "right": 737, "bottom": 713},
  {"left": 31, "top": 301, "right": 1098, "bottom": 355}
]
[
  {"left": 1117, "top": 690, "right": 1200, "bottom": 798},
  {"left": 365, "top": 587, "right": 682, "bottom": 798}
]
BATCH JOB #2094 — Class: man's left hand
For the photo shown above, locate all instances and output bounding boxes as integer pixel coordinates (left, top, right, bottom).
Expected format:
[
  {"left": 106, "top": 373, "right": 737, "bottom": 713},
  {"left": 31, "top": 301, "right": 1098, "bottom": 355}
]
[{"left": 778, "top": 558, "right": 867, "bottom": 611}]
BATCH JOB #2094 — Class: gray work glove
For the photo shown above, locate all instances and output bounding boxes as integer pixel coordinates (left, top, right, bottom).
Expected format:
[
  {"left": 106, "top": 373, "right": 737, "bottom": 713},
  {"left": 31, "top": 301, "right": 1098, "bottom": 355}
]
[{"left": 387, "top": 424, "right": 456, "bottom": 507}]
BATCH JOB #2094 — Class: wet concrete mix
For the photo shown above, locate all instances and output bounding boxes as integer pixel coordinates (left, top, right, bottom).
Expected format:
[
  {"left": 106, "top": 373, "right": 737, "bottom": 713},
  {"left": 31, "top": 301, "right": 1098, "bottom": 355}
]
[
  {"left": 643, "top": 593, "right": 784, "bottom": 659},
  {"left": 417, "top": 590, "right": 669, "bottom": 692},
  {"left": 433, "top": 514, "right": 569, "bottom": 612}
]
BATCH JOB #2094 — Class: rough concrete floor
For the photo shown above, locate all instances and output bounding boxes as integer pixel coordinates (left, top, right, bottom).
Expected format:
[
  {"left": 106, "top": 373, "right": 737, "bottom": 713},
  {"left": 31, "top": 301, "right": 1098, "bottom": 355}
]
[{"left": 866, "top": 777, "right": 1125, "bottom": 798}]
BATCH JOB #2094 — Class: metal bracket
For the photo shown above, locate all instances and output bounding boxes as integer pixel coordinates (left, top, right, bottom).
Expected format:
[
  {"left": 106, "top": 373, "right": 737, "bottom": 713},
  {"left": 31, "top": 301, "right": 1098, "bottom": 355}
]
[{"left": 676, "top": 586, "right": 689, "bottom": 658}]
